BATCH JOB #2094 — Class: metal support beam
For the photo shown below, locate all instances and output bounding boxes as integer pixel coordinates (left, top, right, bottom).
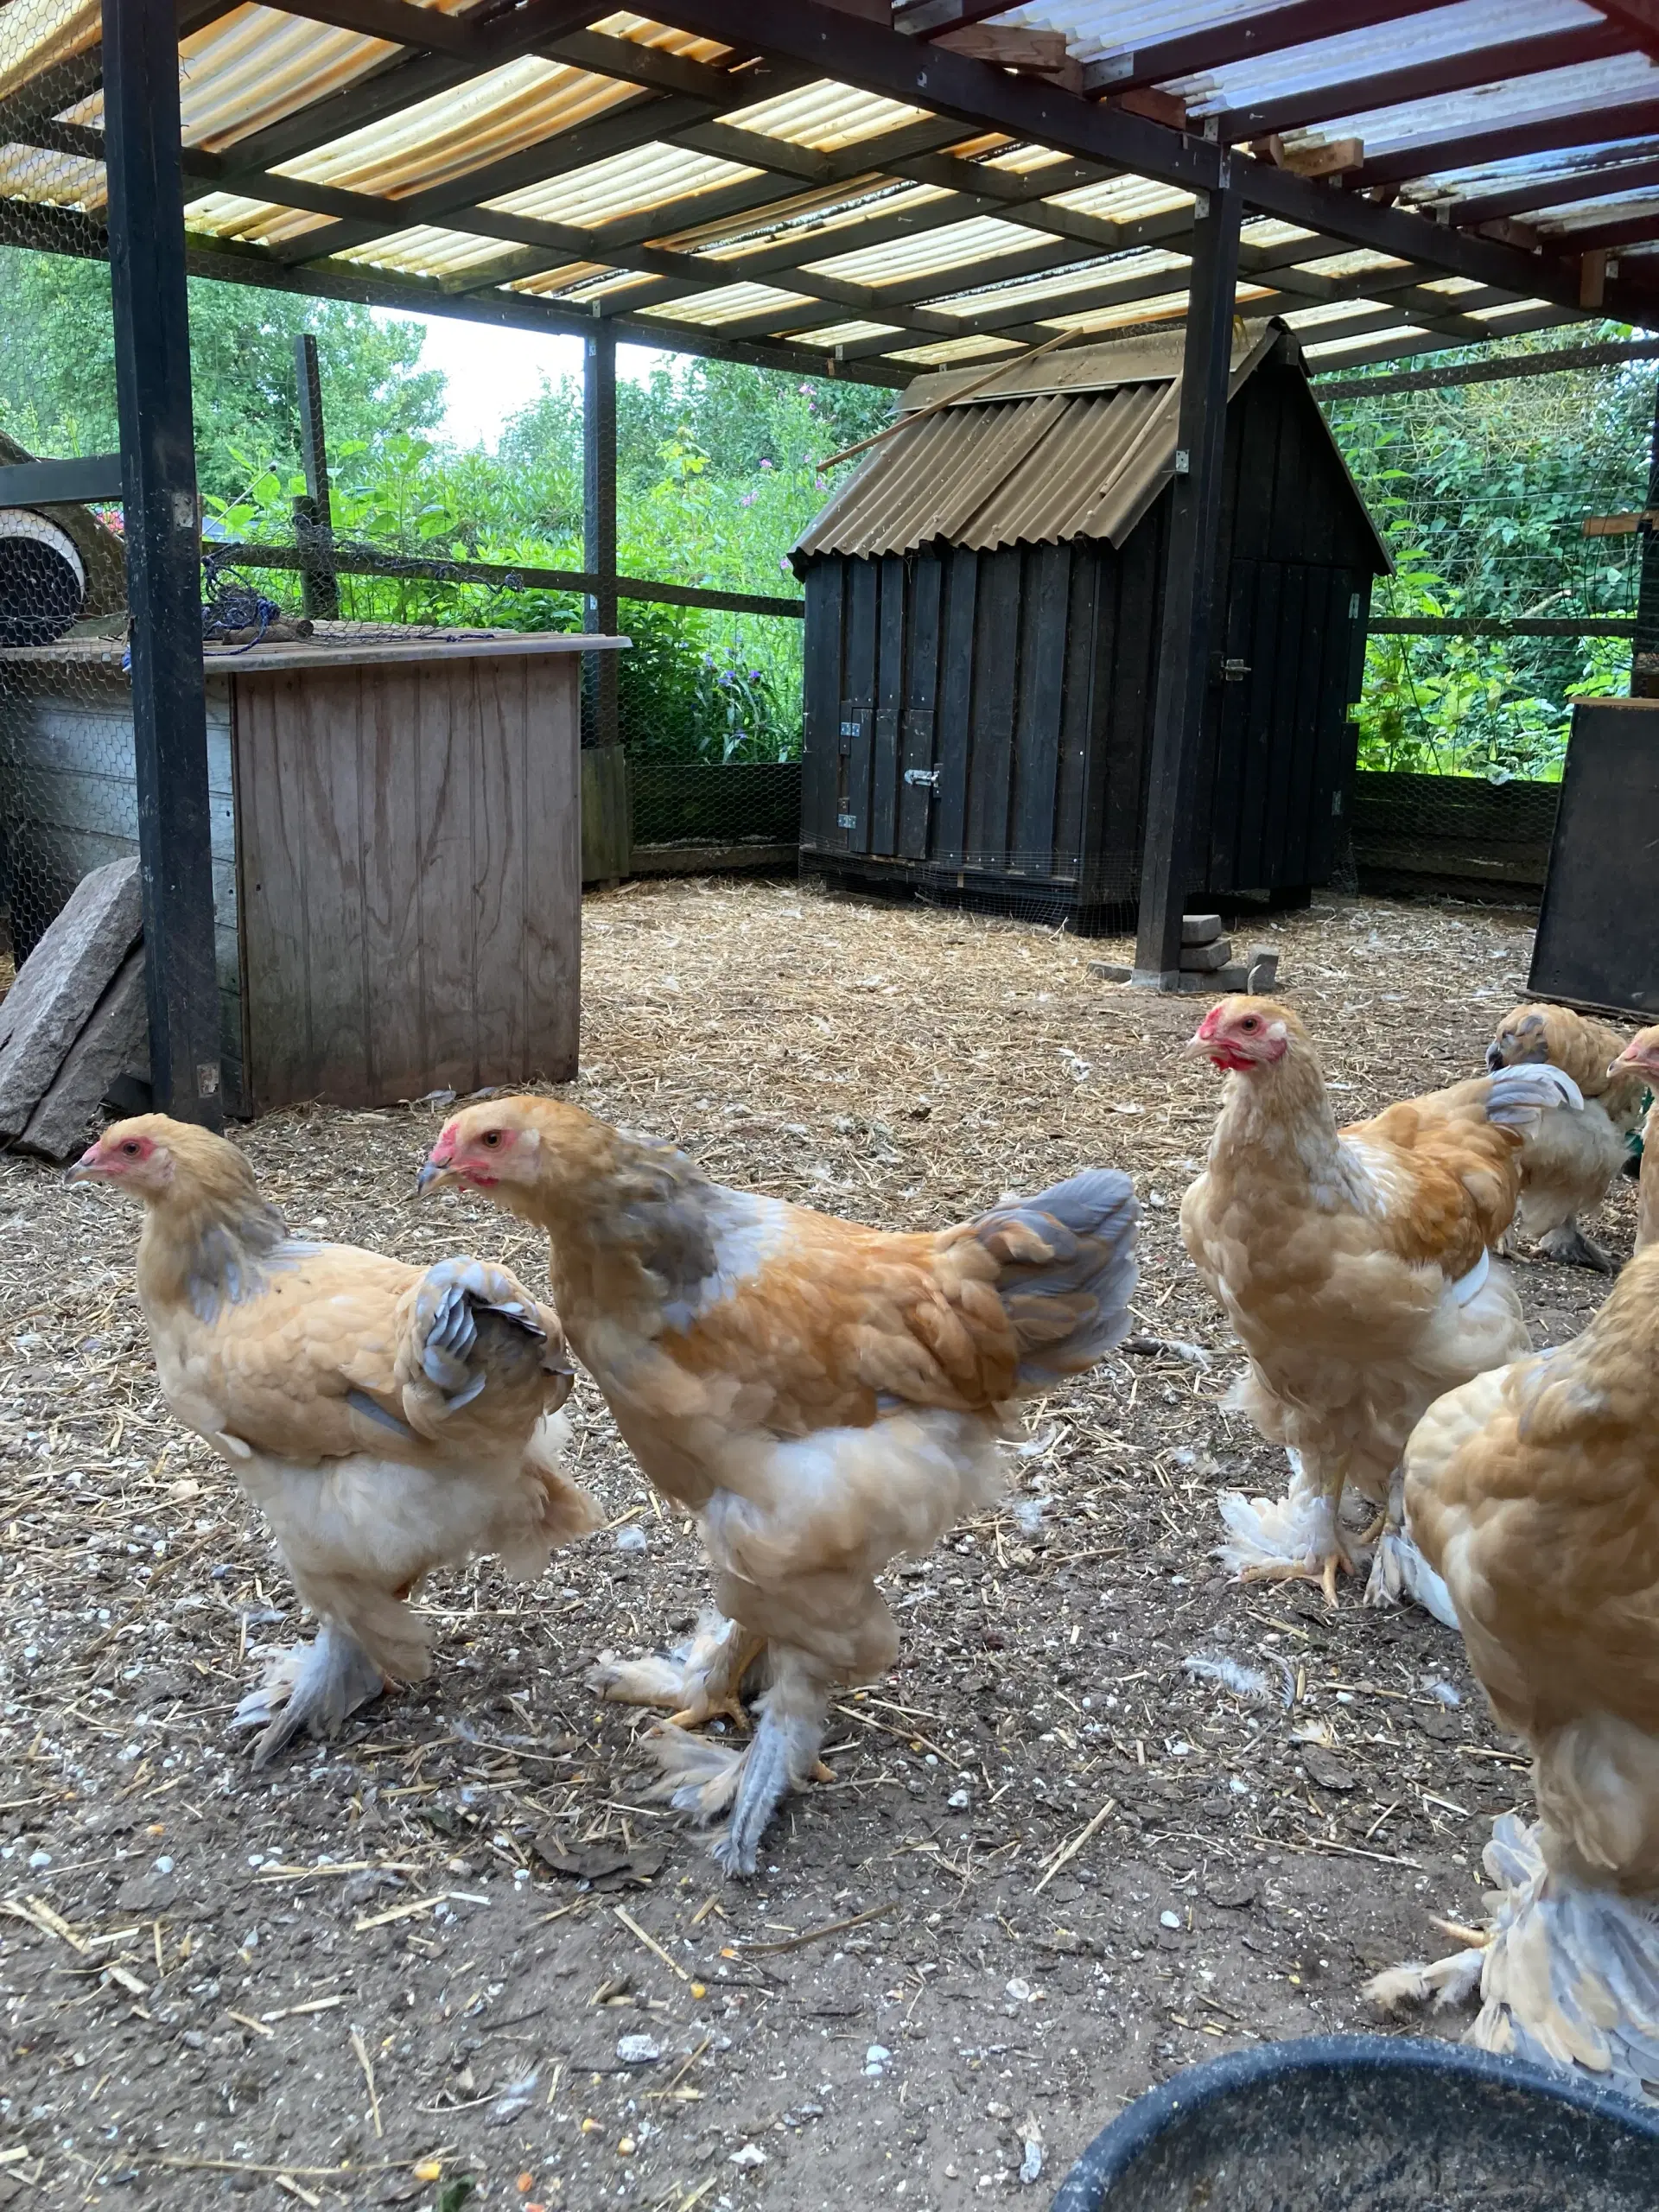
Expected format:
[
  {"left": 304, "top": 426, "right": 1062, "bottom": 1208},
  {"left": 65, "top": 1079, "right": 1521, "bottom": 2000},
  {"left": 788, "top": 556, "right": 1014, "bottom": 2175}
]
[
  {"left": 583, "top": 325, "right": 620, "bottom": 750},
  {"left": 292, "top": 332, "right": 340, "bottom": 621},
  {"left": 1133, "top": 182, "right": 1243, "bottom": 987},
  {"left": 1634, "top": 377, "right": 1659, "bottom": 696},
  {"left": 102, "top": 0, "right": 222, "bottom": 1127}
]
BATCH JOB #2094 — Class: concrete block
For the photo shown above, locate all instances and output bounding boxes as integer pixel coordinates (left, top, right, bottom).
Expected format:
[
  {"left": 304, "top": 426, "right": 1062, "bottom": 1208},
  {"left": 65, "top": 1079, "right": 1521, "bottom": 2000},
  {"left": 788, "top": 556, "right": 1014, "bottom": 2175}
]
[
  {"left": 1179, "top": 936, "right": 1235, "bottom": 972},
  {"left": 0, "top": 856, "right": 142, "bottom": 1141},
  {"left": 18, "top": 946, "right": 149, "bottom": 1163},
  {"left": 1246, "top": 947, "right": 1280, "bottom": 993},
  {"left": 1182, "top": 912, "right": 1224, "bottom": 945},
  {"left": 1088, "top": 961, "right": 1133, "bottom": 983}
]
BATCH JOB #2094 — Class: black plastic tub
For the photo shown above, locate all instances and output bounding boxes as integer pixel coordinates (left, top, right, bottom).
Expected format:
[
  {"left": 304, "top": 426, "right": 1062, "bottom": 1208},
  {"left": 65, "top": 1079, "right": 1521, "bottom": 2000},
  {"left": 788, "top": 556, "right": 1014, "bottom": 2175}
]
[{"left": 1050, "top": 2034, "right": 1659, "bottom": 2211}]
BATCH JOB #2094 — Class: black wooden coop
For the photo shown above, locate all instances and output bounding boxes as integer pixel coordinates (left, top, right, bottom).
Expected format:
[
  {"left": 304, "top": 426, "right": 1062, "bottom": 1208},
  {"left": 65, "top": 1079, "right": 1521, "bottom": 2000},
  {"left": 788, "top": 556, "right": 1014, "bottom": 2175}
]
[{"left": 791, "top": 320, "right": 1390, "bottom": 929}]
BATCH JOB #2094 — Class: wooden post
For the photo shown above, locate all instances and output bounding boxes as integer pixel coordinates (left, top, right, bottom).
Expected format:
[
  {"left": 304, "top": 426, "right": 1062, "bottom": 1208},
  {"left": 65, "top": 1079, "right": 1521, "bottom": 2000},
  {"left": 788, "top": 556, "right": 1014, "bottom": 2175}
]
[
  {"left": 583, "top": 323, "right": 620, "bottom": 748},
  {"left": 1634, "top": 377, "right": 1659, "bottom": 699},
  {"left": 293, "top": 332, "right": 339, "bottom": 621},
  {"left": 1132, "top": 181, "right": 1243, "bottom": 986},
  {"left": 103, "top": 0, "right": 222, "bottom": 1125}
]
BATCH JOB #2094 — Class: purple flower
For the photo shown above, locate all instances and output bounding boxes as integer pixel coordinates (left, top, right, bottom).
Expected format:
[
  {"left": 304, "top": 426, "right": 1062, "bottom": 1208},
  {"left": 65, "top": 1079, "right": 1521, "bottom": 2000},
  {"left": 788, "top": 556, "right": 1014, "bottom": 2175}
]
[
  {"left": 758, "top": 458, "right": 773, "bottom": 471},
  {"left": 740, "top": 492, "right": 756, "bottom": 507}
]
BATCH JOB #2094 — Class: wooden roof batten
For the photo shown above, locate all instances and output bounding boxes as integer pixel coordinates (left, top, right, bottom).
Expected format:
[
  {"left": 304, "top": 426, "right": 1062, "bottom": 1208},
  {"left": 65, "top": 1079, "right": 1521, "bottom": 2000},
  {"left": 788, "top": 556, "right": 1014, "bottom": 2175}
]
[{"left": 1, "top": 0, "right": 1656, "bottom": 387}]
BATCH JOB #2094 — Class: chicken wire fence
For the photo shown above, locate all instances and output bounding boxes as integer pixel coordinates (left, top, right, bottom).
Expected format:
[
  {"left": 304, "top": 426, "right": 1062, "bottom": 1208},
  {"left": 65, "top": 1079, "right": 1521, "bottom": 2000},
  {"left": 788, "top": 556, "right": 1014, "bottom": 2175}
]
[{"left": 1317, "top": 357, "right": 1652, "bottom": 788}]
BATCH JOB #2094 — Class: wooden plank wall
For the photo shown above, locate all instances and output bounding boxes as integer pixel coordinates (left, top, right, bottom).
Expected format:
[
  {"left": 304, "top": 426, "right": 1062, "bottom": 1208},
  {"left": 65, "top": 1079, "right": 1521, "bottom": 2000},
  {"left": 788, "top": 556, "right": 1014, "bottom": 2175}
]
[
  {"left": 235, "top": 653, "right": 579, "bottom": 1111},
  {"left": 0, "top": 665, "right": 245, "bottom": 1107}
]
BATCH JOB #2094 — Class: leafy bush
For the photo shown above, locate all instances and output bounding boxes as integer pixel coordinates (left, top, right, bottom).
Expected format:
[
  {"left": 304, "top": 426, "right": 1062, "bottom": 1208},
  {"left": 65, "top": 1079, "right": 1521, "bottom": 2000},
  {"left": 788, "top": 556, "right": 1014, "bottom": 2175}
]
[{"left": 1325, "top": 330, "right": 1650, "bottom": 780}]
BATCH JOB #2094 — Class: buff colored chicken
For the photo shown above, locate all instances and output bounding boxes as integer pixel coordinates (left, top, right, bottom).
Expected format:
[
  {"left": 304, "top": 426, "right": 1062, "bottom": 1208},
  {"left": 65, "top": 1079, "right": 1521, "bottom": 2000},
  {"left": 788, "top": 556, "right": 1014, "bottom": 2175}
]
[
  {"left": 418, "top": 1097, "right": 1137, "bottom": 1874},
  {"left": 1484, "top": 1002, "right": 1645, "bottom": 1271},
  {"left": 68, "top": 1116, "right": 594, "bottom": 1764},
  {"left": 1612, "top": 1025, "right": 1659, "bottom": 1254},
  {"left": 1181, "top": 996, "right": 1581, "bottom": 1616},
  {"left": 1366, "top": 1244, "right": 1659, "bottom": 2100}
]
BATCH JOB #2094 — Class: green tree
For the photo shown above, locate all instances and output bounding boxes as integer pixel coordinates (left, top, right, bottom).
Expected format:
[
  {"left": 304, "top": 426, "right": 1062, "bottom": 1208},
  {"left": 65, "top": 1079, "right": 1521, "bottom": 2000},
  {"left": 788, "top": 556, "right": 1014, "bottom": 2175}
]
[{"left": 0, "top": 248, "right": 445, "bottom": 501}]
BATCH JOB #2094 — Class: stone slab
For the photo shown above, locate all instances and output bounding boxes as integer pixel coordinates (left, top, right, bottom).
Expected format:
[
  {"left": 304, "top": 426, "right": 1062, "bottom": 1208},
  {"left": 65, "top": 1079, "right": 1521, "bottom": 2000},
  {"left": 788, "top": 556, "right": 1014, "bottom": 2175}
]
[
  {"left": 1179, "top": 936, "right": 1235, "bottom": 972},
  {"left": 19, "top": 945, "right": 149, "bottom": 1162},
  {"left": 0, "top": 856, "right": 142, "bottom": 1141},
  {"left": 1181, "top": 912, "right": 1224, "bottom": 944}
]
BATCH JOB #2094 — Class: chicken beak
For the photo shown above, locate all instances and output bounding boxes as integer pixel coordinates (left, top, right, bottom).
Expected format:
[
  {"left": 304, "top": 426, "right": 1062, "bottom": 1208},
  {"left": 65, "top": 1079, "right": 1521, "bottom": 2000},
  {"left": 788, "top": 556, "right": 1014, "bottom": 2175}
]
[
  {"left": 416, "top": 1159, "right": 454, "bottom": 1197},
  {"left": 63, "top": 1146, "right": 103, "bottom": 1185}
]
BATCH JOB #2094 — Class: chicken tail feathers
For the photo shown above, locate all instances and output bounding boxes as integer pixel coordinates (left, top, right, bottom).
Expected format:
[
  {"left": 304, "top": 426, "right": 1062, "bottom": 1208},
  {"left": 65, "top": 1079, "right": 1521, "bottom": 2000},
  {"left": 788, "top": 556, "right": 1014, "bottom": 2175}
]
[
  {"left": 1484, "top": 1062, "right": 1584, "bottom": 1128},
  {"left": 972, "top": 1168, "right": 1139, "bottom": 1386}
]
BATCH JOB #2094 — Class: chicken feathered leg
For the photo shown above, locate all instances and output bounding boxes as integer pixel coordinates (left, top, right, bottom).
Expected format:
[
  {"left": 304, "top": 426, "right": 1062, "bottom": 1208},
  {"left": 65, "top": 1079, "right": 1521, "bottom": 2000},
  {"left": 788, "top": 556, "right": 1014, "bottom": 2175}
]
[{"left": 230, "top": 1619, "right": 388, "bottom": 1766}]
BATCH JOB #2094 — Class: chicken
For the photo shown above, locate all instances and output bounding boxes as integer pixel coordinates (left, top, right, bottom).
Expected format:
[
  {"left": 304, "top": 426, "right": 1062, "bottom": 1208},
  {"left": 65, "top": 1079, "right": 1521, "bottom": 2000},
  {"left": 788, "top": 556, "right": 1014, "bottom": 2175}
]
[
  {"left": 67, "top": 1115, "right": 595, "bottom": 1764},
  {"left": 1484, "top": 1002, "right": 1645, "bottom": 1271},
  {"left": 1611, "top": 1025, "right": 1659, "bottom": 1254},
  {"left": 417, "top": 1097, "right": 1137, "bottom": 1874},
  {"left": 1180, "top": 996, "right": 1582, "bottom": 1615},
  {"left": 1365, "top": 1245, "right": 1659, "bottom": 2099}
]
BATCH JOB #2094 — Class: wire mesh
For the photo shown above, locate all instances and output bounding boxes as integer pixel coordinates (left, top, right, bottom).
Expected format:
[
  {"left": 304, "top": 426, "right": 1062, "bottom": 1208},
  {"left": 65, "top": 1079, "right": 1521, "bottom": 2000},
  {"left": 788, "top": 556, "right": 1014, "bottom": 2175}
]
[{"left": 1319, "top": 346, "right": 1649, "bottom": 786}]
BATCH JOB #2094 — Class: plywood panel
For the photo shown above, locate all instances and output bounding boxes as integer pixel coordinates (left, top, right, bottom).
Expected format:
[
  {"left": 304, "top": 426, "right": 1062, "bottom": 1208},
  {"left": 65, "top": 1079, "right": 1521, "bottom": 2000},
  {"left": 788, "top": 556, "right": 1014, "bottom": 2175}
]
[
  {"left": 293, "top": 671, "right": 368, "bottom": 1096},
  {"left": 474, "top": 655, "right": 529, "bottom": 1081},
  {"left": 524, "top": 656, "right": 581, "bottom": 1084},
  {"left": 235, "top": 673, "right": 312, "bottom": 1111},
  {"left": 237, "top": 651, "right": 581, "bottom": 1109},
  {"left": 359, "top": 666, "right": 428, "bottom": 1103}
]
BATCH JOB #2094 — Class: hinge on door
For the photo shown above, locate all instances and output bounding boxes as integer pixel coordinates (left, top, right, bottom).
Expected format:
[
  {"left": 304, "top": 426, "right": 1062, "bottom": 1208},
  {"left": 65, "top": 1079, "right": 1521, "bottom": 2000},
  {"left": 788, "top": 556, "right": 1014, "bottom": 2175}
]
[
  {"left": 903, "top": 767, "right": 940, "bottom": 790},
  {"left": 1222, "top": 657, "right": 1251, "bottom": 683}
]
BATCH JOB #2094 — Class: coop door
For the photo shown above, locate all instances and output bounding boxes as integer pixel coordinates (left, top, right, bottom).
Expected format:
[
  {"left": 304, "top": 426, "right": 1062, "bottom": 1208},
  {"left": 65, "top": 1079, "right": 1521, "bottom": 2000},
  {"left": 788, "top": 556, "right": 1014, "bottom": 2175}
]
[{"left": 836, "top": 701, "right": 872, "bottom": 852}]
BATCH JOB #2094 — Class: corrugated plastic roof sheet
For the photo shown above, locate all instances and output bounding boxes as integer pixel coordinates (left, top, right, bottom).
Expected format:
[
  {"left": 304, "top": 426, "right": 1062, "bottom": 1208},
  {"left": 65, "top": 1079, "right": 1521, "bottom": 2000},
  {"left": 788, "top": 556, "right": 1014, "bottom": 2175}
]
[
  {"left": 2, "top": 1, "right": 1658, "bottom": 383},
  {"left": 792, "top": 319, "right": 1395, "bottom": 562}
]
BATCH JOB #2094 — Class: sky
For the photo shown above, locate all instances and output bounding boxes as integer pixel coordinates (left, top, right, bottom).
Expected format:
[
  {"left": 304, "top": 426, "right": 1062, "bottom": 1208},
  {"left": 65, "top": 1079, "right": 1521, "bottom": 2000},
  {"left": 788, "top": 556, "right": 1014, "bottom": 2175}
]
[{"left": 374, "top": 308, "right": 674, "bottom": 449}]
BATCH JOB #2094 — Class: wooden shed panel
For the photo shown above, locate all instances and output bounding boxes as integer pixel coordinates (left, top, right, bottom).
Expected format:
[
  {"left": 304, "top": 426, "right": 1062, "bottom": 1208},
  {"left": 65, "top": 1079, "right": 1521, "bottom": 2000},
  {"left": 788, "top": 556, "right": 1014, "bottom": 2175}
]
[
  {"left": 302, "top": 671, "right": 370, "bottom": 1099},
  {"left": 801, "top": 563, "right": 843, "bottom": 850},
  {"left": 1011, "top": 540, "right": 1070, "bottom": 876},
  {"left": 235, "top": 674, "right": 314, "bottom": 1112},
  {"left": 968, "top": 547, "right": 1020, "bottom": 868},
  {"left": 899, "top": 555, "right": 941, "bottom": 861},
  {"left": 871, "top": 555, "right": 906, "bottom": 858},
  {"left": 359, "top": 667, "right": 429, "bottom": 1103},
  {"left": 933, "top": 547, "right": 978, "bottom": 867},
  {"left": 414, "top": 664, "right": 481, "bottom": 1096},
  {"left": 520, "top": 658, "right": 580, "bottom": 1084},
  {"left": 842, "top": 557, "right": 879, "bottom": 855},
  {"left": 1052, "top": 544, "right": 1097, "bottom": 883},
  {"left": 1206, "top": 559, "right": 1258, "bottom": 889},
  {"left": 473, "top": 656, "right": 531, "bottom": 1083},
  {"left": 1310, "top": 569, "right": 1363, "bottom": 883}
]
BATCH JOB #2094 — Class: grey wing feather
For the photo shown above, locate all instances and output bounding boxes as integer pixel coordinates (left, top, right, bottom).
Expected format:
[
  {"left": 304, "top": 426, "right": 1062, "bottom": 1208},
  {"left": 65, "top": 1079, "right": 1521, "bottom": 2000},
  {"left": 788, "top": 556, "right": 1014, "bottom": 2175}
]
[
  {"left": 411, "top": 1257, "right": 549, "bottom": 1410},
  {"left": 972, "top": 1168, "right": 1140, "bottom": 1386}
]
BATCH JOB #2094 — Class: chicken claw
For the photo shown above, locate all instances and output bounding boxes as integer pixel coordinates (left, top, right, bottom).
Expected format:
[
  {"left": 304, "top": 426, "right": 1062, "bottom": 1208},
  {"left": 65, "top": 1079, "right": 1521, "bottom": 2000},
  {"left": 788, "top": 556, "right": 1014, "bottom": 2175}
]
[
  {"left": 1239, "top": 1551, "right": 1350, "bottom": 1609},
  {"left": 589, "top": 1615, "right": 763, "bottom": 1733},
  {"left": 668, "top": 1694, "right": 751, "bottom": 1733},
  {"left": 230, "top": 1621, "right": 385, "bottom": 1767}
]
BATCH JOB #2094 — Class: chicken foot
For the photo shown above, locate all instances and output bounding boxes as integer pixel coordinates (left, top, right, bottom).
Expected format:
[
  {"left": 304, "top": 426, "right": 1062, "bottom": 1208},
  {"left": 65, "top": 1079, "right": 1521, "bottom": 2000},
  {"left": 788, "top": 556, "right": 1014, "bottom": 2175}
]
[
  {"left": 1218, "top": 1459, "right": 1356, "bottom": 1608},
  {"left": 229, "top": 1619, "right": 385, "bottom": 1768},
  {"left": 643, "top": 1650, "right": 834, "bottom": 1877},
  {"left": 1535, "top": 1219, "right": 1616, "bottom": 1274},
  {"left": 589, "top": 1613, "right": 764, "bottom": 1732}
]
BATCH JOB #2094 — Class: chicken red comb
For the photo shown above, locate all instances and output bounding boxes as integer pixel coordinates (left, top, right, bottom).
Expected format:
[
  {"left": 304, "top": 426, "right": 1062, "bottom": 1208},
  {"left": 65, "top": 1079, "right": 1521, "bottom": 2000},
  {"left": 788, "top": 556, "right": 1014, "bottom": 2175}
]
[
  {"left": 1196, "top": 1005, "right": 1225, "bottom": 1041},
  {"left": 429, "top": 1120, "right": 459, "bottom": 1165}
]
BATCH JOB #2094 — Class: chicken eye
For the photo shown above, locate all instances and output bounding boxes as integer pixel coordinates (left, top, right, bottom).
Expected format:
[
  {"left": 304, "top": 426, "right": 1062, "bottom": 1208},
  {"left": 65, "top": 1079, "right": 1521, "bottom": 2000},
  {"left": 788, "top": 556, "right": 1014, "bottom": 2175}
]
[
  {"left": 1240, "top": 1017, "right": 1259, "bottom": 1033},
  {"left": 480, "top": 1130, "right": 502, "bottom": 1148},
  {"left": 121, "top": 1141, "right": 140, "bottom": 1156}
]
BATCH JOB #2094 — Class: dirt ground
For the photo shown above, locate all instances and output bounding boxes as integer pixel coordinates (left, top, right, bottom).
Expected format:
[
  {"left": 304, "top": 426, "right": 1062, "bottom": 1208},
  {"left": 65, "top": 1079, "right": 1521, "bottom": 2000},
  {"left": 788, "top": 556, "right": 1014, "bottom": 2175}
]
[{"left": 0, "top": 879, "right": 1635, "bottom": 2212}]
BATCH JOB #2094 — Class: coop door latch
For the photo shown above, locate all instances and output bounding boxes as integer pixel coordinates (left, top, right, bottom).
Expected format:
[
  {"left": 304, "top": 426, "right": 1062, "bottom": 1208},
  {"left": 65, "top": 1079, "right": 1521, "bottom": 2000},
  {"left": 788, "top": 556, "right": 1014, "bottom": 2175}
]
[{"left": 904, "top": 767, "right": 940, "bottom": 791}]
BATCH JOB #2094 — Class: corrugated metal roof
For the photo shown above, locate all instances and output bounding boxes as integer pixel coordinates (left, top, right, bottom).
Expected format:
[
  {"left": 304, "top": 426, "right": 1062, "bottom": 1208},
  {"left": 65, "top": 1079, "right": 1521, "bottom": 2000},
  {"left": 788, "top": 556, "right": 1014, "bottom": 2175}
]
[{"left": 794, "top": 318, "right": 1388, "bottom": 566}]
